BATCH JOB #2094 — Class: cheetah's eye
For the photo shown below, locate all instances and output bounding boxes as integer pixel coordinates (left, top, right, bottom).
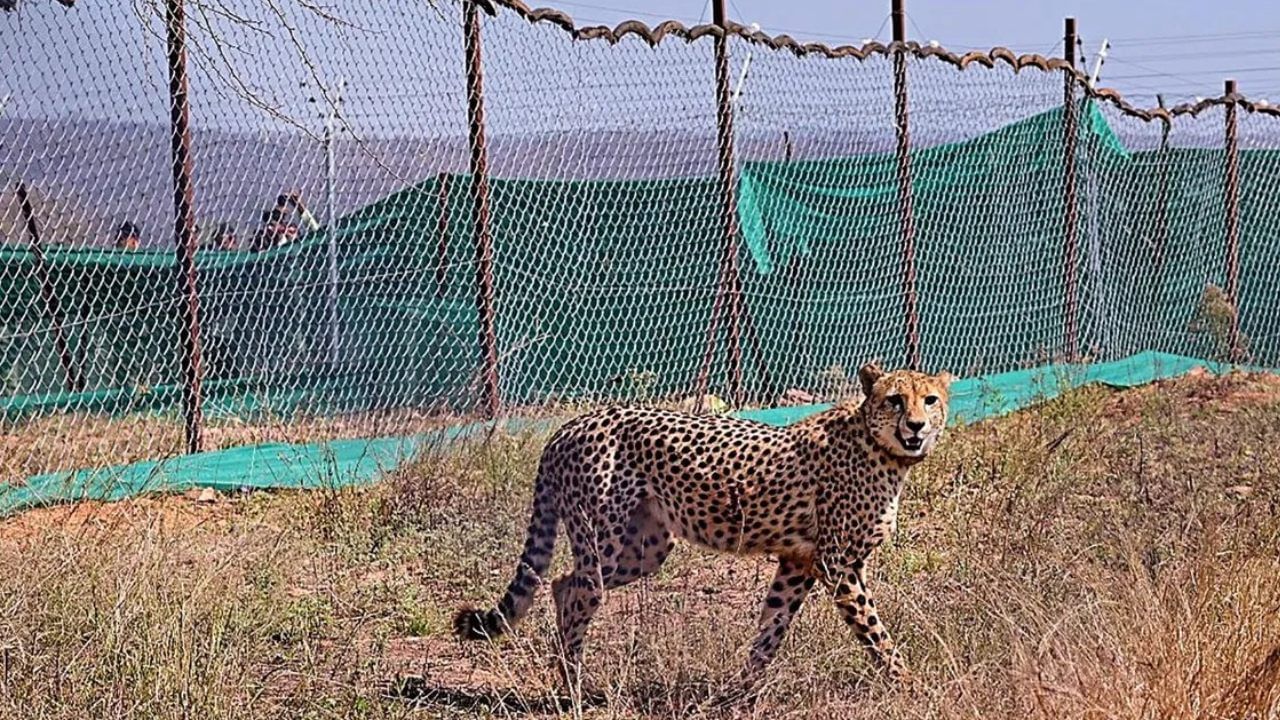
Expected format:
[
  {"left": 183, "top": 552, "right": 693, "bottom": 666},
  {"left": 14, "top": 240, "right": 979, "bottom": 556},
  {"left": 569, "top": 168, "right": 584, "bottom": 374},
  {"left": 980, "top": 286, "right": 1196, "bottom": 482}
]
[
  {"left": 887, "top": 395, "right": 905, "bottom": 410},
  {"left": 924, "top": 395, "right": 939, "bottom": 406}
]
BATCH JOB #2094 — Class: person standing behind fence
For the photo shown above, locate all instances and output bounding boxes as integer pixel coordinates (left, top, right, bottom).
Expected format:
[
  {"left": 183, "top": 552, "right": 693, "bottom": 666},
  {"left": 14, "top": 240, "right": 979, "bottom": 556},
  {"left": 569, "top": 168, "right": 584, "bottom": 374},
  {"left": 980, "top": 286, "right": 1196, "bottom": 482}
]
[
  {"left": 251, "top": 206, "right": 293, "bottom": 252},
  {"left": 250, "top": 192, "right": 318, "bottom": 252},
  {"left": 114, "top": 221, "right": 141, "bottom": 251}
]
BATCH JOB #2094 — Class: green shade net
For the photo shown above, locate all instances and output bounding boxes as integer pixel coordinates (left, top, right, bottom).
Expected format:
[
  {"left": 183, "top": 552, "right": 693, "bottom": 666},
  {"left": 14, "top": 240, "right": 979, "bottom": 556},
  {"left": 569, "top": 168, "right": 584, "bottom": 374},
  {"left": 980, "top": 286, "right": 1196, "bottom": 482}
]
[
  {"left": 5, "top": 102, "right": 1272, "bottom": 420},
  {"left": 0, "top": 351, "right": 1246, "bottom": 517},
  {"left": 4, "top": 100, "right": 1278, "bottom": 496}
]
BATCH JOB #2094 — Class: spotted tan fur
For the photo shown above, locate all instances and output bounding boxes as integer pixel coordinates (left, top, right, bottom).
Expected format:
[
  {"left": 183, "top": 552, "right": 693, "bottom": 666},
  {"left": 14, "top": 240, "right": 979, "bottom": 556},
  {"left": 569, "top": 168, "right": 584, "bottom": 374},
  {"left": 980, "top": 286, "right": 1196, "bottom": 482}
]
[{"left": 454, "top": 362, "right": 953, "bottom": 697}]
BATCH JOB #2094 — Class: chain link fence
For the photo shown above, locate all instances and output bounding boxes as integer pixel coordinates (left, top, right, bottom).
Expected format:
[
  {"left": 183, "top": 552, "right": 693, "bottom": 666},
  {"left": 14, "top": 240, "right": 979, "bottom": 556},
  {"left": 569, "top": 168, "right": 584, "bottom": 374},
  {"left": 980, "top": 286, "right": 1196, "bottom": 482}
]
[{"left": 2, "top": 0, "right": 1278, "bottom": 484}]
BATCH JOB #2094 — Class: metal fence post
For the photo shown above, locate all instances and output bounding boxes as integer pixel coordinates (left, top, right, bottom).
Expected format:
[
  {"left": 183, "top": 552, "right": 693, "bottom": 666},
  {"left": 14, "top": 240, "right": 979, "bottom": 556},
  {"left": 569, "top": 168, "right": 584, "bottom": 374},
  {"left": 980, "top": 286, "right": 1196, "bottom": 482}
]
[
  {"left": 165, "top": 0, "right": 204, "bottom": 454},
  {"left": 1224, "top": 78, "right": 1243, "bottom": 363},
  {"left": 892, "top": 0, "right": 920, "bottom": 371},
  {"left": 693, "top": 0, "right": 744, "bottom": 409},
  {"left": 463, "top": 0, "right": 501, "bottom": 417},
  {"left": 1148, "top": 95, "right": 1173, "bottom": 352},
  {"left": 1062, "top": 17, "right": 1081, "bottom": 363},
  {"left": 16, "top": 182, "right": 84, "bottom": 393},
  {"left": 323, "top": 87, "right": 342, "bottom": 372},
  {"left": 1154, "top": 94, "right": 1170, "bottom": 273}
]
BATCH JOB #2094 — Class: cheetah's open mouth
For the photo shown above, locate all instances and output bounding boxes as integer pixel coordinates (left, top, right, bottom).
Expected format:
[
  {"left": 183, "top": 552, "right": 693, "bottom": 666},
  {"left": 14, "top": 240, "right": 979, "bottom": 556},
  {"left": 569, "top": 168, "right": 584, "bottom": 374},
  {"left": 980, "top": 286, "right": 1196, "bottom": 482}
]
[{"left": 898, "top": 434, "right": 924, "bottom": 451}]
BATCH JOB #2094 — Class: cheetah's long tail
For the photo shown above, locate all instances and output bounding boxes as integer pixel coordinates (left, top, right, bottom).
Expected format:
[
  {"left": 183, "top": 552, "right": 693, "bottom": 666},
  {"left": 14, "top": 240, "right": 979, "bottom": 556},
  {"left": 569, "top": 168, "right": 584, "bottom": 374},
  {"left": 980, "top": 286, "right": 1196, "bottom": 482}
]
[{"left": 453, "top": 464, "right": 559, "bottom": 641}]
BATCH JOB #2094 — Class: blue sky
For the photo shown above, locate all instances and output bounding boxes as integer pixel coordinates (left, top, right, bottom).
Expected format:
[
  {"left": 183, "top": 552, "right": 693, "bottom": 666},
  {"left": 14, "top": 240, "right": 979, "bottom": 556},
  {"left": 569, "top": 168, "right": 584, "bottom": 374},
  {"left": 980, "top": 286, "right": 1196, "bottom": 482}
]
[
  {"left": 559, "top": 0, "right": 1280, "bottom": 107},
  {"left": 5, "top": 0, "right": 1279, "bottom": 122}
]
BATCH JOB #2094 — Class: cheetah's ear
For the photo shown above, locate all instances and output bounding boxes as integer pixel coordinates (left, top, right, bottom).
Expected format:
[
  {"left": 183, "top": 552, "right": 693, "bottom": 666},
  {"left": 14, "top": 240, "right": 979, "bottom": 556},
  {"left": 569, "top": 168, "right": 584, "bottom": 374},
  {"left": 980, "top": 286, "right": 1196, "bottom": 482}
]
[
  {"left": 936, "top": 370, "right": 957, "bottom": 389},
  {"left": 858, "top": 361, "right": 884, "bottom": 397}
]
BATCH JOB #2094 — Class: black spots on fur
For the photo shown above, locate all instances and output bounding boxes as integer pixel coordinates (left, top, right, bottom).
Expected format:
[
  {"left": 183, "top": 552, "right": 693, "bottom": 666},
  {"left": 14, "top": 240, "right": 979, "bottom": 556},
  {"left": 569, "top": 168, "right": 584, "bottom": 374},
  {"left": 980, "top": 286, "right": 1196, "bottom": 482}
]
[
  {"left": 789, "top": 599, "right": 804, "bottom": 613},
  {"left": 766, "top": 596, "right": 785, "bottom": 609}
]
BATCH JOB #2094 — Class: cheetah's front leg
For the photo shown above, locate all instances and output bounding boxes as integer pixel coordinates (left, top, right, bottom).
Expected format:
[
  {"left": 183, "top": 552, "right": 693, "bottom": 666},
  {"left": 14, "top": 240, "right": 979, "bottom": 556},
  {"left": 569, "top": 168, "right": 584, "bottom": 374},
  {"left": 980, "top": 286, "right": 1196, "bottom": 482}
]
[
  {"left": 744, "top": 555, "right": 815, "bottom": 676},
  {"left": 709, "top": 556, "right": 814, "bottom": 708},
  {"left": 822, "top": 559, "right": 910, "bottom": 682}
]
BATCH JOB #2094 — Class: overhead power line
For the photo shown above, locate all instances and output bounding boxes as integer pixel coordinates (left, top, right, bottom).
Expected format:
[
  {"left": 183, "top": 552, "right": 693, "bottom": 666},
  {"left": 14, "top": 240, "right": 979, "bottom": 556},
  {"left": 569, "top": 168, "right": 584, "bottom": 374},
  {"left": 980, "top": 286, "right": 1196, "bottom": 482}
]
[
  {"left": 1107, "top": 29, "right": 1280, "bottom": 45},
  {"left": 1114, "top": 47, "right": 1280, "bottom": 63},
  {"left": 1108, "top": 65, "right": 1280, "bottom": 81}
]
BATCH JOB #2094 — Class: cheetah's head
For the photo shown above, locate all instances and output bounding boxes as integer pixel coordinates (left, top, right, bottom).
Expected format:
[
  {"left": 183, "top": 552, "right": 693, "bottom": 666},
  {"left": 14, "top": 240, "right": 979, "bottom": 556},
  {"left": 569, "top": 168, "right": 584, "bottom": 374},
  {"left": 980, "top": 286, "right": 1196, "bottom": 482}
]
[{"left": 858, "top": 362, "right": 954, "bottom": 462}]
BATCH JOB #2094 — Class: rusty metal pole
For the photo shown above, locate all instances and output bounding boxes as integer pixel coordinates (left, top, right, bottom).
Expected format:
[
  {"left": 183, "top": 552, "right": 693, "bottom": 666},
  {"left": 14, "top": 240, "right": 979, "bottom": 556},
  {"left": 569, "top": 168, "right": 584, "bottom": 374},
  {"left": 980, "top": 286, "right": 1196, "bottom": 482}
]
[
  {"left": 435, "top": 172, "right": 451, "bottom": 299},
  {"left": 463, "top": 1, "right": 501, "bottom": 417},
  {"left": 1150, "top": 94, "right": 1172, "bottom": 352},
  {"left": 892, "top": 0, "right": 920, "bottom": 370},
  {"left": 1062, "top": 17, "right": 1080, "bottom": 363},
  {"left": 694, "top": 0, "right": 744, "bottom": 408},
  {"left": 713, "top": 0, "right": 743, "bottom": 406},
  {"left": 1223, "top": 78, "right": 1243, "bottom": 363},
  {"left": 165, "top": 0, "right": 204, "bottom": 454},
  {"left": 15, "top": 182, "right": 84, "bottom": 393}
]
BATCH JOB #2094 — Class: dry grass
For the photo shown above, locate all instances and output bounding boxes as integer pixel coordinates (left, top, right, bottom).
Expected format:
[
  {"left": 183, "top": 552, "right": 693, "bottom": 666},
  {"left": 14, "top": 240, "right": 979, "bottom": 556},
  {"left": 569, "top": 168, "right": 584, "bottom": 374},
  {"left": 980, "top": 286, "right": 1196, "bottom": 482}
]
[{"left": 2, "top": 370, "right": 1280, "bottom": 719}]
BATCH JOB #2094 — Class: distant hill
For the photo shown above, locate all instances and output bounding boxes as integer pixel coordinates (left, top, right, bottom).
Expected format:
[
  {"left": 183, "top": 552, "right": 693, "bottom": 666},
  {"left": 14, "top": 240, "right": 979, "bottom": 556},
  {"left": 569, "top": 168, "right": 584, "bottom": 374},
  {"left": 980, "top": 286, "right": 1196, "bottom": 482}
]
[{"left": 0, "top": 114, "right": 908, "bottom": 250}]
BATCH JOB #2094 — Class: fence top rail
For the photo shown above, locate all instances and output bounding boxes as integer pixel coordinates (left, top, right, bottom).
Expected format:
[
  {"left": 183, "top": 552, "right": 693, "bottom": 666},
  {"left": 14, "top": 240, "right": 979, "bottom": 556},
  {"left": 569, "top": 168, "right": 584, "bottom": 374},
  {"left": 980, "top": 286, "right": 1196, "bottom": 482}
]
[{"left": 476, "top": 0, "right": 1277, "bottom": 125}]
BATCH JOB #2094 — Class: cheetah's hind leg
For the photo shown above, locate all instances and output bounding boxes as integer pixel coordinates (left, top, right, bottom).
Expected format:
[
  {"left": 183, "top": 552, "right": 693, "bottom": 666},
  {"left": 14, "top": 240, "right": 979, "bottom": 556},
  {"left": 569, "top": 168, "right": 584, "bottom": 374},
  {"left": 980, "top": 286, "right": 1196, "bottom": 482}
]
[
  {"left": 604, "top": 498, "right": 674, "bottom": 590},
  {"left": 550, "top": 490, "right": 675, "bottom": 703},
  {"left": 551, "top": 502, "right": 615, "bottom": 706}
]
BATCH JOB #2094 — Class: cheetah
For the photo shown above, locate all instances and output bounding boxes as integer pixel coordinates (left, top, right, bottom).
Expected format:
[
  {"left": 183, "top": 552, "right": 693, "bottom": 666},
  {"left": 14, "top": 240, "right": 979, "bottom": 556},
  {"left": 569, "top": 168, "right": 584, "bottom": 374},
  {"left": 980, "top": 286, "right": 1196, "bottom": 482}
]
[{"left": 453, "top": 362, "right": 953, "bottom": 697}]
